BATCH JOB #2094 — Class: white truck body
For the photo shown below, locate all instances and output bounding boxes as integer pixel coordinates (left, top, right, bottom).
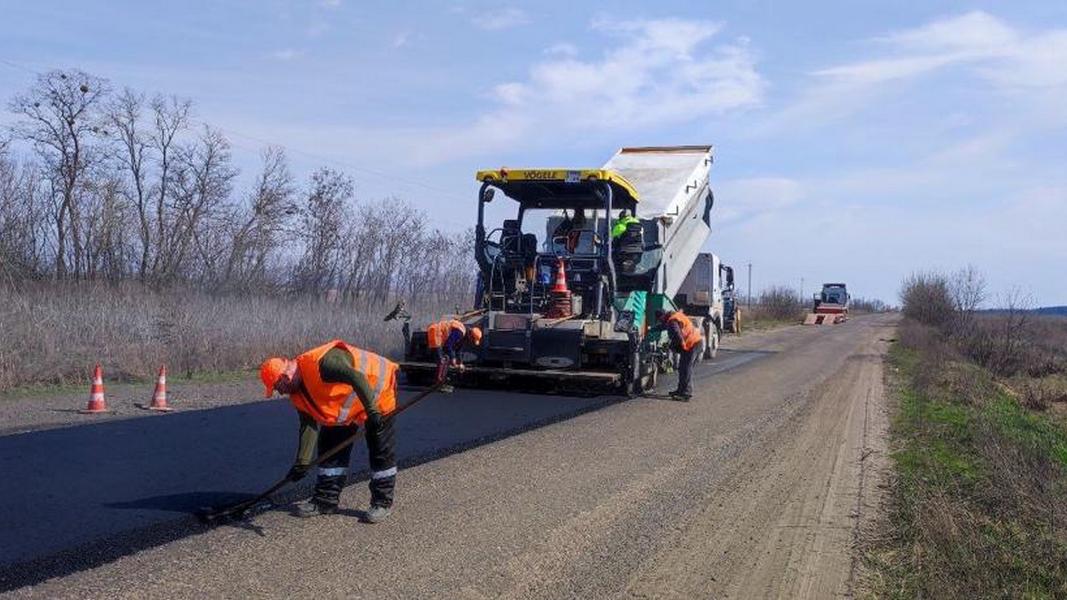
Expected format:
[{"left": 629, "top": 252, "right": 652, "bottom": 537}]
[
  {"left": 601, "top": 146, "right": 714, "bottom": 298},
  {"left": 677, "top": 252, "right": 723, "bottom": 310}
]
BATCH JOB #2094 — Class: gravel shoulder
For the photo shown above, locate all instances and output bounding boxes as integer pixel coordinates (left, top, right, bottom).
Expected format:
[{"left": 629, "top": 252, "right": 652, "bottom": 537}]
[{"left": 8, "top": 316, "right": 895, "bottom": 598}]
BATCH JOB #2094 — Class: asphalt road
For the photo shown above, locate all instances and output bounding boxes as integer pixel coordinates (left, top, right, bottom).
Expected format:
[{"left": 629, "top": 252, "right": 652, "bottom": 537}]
[
  {"left": 3, "top": 316, "right": 895, "bottom": 598},
  {"left": 0, "top": 341, "right": 767, "bottom": 592}
]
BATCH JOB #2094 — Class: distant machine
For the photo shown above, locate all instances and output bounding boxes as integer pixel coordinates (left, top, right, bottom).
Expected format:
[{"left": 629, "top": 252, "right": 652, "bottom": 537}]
[{"left": 805, "top": 283, "right": 850, "bottom": 325}]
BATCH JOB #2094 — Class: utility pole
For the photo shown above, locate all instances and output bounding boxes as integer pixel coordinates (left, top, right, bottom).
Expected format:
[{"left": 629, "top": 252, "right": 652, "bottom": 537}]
[
  {"left": 747, "top": 262, "right": 752, "bottom": 307},
  {"left": 800, "top": 277, "right": 805, "bottom": 300}
]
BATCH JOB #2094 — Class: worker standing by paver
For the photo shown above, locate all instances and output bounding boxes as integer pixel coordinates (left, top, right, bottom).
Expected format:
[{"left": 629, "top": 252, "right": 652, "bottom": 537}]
[
  {"left": 260, "top": 339, "right": 399, "bottom": 522},
  {"left": 611, "top": 209, "right": 640, "bottom": 239},
  {"left": 656, "top": 309, "right": 704, "bottom": 401},
  {"left": 426, "top": 318, "right": 482, "bottom": 391}
]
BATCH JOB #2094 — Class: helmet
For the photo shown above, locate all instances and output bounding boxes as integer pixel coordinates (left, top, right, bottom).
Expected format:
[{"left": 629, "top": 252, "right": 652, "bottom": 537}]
[
  {"left": 468, "top": 326, "right": 483, "bottom": 346},
  {"left": 260, "top": 357, "right": 288, "bottom": 398}
]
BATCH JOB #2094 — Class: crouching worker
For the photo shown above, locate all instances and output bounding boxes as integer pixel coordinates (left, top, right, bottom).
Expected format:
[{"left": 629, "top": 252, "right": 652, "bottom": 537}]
[
  {"left": 426, "top": 318, "right": 482, "bottom": 390},
  {"left": 656, "top": 309, "right": 703, "bottom": 401},
  {"left": 260, "top": 339, "right": 399, "bottom": 522}
]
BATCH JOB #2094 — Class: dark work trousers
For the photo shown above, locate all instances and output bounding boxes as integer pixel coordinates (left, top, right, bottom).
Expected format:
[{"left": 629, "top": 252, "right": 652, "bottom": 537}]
[
  {"left": 674, "top": 346, "right": 698, "bottom": 398},
  {"left": 313, "top": 414, "right": 397, "bottom": 508}
]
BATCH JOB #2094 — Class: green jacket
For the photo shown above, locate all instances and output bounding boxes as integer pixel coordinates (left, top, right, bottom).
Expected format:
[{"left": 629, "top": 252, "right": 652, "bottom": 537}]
[{"left": 611, "top": 215, "right": 640, "bottom": 239}]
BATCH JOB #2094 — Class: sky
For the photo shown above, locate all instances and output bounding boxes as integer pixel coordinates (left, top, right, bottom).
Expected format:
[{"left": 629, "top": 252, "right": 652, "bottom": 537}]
[{"left": 1, "top": 1, "right": 1065, "bottom": 305}]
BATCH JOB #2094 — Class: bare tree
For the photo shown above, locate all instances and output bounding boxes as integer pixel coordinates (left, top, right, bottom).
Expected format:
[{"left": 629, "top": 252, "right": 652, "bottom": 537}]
[
  {"left": 106, "top": 88, "right": 153, "bottom": 279},
  {"left": 950, "top": 265, "right": 987, "bottom": 338},
  {"left": 8, "top": 69, "right": 110, "bottom": 278},
  {"left": 163, "top": 126, "right": 237, "bottom": 283},
  {"left": 293, "top": 167, "right": 353, "bottom": 294},
  {"left": 148, "top": 94, "right": 192, "bottom": 279},
  {"left": 223, "top": 147, "right": 297, "bottom": 290}
]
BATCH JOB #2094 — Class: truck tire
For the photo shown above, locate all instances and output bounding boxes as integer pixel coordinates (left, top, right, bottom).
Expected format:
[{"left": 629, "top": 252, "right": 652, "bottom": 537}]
[{"left": 704, "top": 326, "right": 720, "bottom": 360}]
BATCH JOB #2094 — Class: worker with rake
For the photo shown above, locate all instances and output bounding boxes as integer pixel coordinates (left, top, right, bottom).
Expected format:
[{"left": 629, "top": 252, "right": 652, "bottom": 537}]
[
  {"left": 260, "top": 340, "right": 399, "bottom": 522},
  {"left": 426, "top": 318, "right": 482, "bottom": 391},
  {"left": 656, "top": 309, "right": 704, "bottom": 401}
]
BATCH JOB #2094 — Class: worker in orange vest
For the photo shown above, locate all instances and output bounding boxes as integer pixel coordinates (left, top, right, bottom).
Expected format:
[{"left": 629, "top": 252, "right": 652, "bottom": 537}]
[
  {"left": 260, "top": 340, "right": 399, "bottom": 522},
  {"left": 656, "top": 309, "right": 704, "bottom": 401},
  {"left": 426, "top": 318, "right": 482, "bottom": 389}
]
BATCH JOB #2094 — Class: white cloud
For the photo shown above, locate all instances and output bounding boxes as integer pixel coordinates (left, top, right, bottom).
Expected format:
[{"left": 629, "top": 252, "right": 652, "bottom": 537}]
[
  {"left": 392, "top": 31, "right": 411, "bottom": 48},
  {"left": 319, "top": 0, "right": 341, "bottom": 8},
  {"left": 412, "top": 17, "right": 763, "bottom": 163},
  {"left": 757, "top": 11, "right": 1067, "bottom": 138},
  {"left": 473, "top": 7, "right": 530, "bottom": 31}
]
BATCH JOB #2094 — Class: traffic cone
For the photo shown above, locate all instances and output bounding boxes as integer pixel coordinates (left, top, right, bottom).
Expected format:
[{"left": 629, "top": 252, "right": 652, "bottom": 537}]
[
  {"left": 550, "top": 258, "right": 569, "bottom": 293},
  {"left": 143, "top": 365, "right": 172, "bottom": 411},
  {"left": 545, "top": 258, "right": 573, "bottom": 318},
  {"left": 80, "top": 365, "right": 109, "bottom": 414}
]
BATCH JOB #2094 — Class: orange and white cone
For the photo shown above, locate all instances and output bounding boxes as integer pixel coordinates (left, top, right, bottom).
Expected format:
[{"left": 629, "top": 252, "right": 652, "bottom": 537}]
[
  {"left": 142, "top": 365, "right": 172, "bottom": 411},
  {"left": 80, "top": 365, "right": 109, "bottom": 414}
]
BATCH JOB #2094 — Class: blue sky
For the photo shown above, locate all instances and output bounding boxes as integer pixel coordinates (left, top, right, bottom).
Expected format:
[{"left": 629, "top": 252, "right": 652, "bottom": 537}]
[{"left": 2, "top": 1, "right": 1065, "bottom": 305}]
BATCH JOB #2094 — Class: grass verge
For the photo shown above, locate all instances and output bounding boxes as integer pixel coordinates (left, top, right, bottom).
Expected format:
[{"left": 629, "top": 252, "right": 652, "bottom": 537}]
[{"left": 865, "top": 323, "right": 1067, "bottom": 598}]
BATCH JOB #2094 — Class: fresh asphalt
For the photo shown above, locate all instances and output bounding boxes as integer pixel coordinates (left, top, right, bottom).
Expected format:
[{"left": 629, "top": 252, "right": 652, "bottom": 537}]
[{"left": 0, "top": 347, "right": 767, "bottom": 591}]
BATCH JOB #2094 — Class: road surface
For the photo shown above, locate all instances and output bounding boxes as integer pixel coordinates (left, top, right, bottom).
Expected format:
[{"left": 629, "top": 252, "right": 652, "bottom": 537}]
[{"left": 3, "top": 314, "right": 895, "bottom": 598}]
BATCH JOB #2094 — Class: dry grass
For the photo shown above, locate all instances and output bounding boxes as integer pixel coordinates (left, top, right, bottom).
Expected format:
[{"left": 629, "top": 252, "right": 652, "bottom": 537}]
[
  {"left": 865, "top": 319, "right": 1067, "bottom": 599},
  {"left": 0, "top": 281, "right": 465, "bottom": 391}
]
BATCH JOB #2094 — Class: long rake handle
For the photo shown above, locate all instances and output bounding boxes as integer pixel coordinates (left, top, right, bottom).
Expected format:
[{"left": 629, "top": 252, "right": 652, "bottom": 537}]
[{"left": 203, "top": 383, "right": 442, "bottom": 521}]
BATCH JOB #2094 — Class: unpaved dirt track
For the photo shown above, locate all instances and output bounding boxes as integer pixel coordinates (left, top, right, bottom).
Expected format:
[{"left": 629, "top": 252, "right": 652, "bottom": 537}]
[{"left": 6, "top": 314, "right": 895, "bottom": 599}]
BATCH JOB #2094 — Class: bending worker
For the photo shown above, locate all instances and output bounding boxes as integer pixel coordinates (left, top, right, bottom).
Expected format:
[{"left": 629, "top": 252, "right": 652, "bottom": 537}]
[
  {"left": 426, "top": 318, "right": 482, "bottom": 388},
  {"left": 260, "top": 339, "right": 398, "bottom": 522},
  {"left": 656, "top": 309, "right": 704, "bottom": 401}
]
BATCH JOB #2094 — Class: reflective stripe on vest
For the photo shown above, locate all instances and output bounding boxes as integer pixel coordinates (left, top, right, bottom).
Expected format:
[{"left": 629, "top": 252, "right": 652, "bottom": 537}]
[{"left": 336, "top": 351, "right": 389, "bottom": 425}]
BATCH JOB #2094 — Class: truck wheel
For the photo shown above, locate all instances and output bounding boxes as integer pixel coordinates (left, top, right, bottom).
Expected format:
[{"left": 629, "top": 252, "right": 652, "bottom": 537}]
[{"left": 704, "top": 327, "right": 720, "bottom": 360}]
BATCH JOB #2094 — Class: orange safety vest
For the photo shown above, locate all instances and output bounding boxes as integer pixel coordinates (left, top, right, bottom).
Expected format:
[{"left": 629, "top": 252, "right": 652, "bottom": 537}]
[
  {"left": 667, "top": 311, "right": 703, "bottom": 352},
  {"left": 290, "top": 340, "right": 398, "bottom": 426},
  {"left": 426, "top": 319, "right": 466, "bottom": 349}
]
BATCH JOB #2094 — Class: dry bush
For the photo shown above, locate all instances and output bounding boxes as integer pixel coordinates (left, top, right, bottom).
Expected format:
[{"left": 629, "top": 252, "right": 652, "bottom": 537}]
[
  {"left": 0, "top": 281, "right": 470, "bottom": 391},
  {"left": 850, "top": 296, "right": 888, "bottom": 313},
  {"left": 755, "top": 285, "right": 805, "bottom": 321},
  {"left": 900, "top": 271, "right": 954, "bottom": 328}
]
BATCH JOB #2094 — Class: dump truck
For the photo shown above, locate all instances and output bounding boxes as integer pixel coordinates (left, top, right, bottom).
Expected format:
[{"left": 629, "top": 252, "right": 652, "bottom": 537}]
[
  {"left": 402, "top": 145, "right": 715, "bottom": 394},
  {"left": 675, "top": 252, "right": 726, "bottom": 359},
  {"left": 804, "top": 282, "right": 850, "bottom": 325}
]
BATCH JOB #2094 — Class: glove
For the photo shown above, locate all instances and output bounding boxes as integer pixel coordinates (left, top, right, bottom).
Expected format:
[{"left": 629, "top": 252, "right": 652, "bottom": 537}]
[{"left": 287, "top": 464, "right": 310, "bottom": 482}]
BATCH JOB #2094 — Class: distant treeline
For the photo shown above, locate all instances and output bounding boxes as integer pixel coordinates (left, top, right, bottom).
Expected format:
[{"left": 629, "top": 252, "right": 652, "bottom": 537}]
[{"left": 0, "top": 68, "right": 474, "bottom": 306}]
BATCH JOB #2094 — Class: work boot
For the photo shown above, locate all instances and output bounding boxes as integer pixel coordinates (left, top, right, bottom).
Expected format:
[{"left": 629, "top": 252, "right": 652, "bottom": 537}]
[
  {"left": 364, "top": 504, "right": 392, "bottom": 524},
  {"left": 293, "top": 500, "right": 336, "bottom": 518},
  {"left": 669, "top": 391, "right": 691, "bottom": 402}
]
